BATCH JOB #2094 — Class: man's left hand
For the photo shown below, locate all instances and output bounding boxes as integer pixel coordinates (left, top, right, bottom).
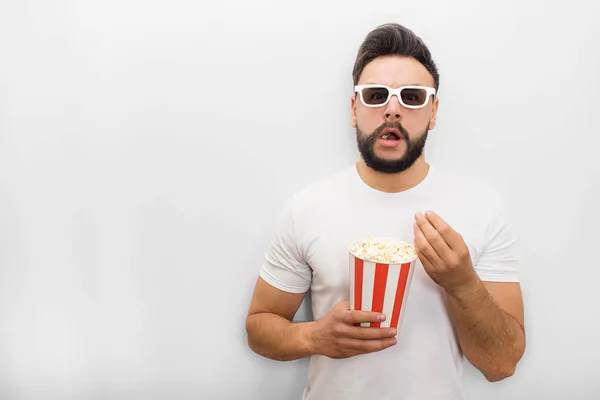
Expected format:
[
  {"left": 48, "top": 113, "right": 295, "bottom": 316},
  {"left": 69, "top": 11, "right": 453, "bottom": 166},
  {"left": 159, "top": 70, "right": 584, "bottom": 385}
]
[{"left": 413, "top": 210, "right": 479, "bottom": 294}]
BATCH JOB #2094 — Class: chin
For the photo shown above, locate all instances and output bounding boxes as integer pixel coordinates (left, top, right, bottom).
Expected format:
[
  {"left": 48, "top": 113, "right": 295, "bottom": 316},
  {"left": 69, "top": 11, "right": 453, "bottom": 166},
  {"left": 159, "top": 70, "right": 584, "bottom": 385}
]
[{"left": 375, "top": 150, "right": 405, "bottom": 159}]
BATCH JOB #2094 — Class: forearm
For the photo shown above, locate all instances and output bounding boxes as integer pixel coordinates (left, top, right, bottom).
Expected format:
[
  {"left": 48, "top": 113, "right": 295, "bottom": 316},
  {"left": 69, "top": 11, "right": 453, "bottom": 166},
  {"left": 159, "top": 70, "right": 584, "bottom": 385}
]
[
  {"left": 447, "top": 278, "right": 525, "bottom": 382},
  {"left": 246, "top": 313, "right": 316, "bottom": 361}
]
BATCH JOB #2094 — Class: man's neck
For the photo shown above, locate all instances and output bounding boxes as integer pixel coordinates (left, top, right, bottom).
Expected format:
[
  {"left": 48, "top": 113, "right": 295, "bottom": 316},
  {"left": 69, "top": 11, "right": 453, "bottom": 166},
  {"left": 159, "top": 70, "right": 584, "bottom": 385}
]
[{"left": 355, "top": 157, "right": 430, "bottom": 193}]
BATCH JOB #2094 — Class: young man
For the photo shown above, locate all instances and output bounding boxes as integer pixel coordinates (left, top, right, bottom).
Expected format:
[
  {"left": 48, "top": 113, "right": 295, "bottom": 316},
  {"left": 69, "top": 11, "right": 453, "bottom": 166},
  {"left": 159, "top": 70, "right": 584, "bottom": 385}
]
[{"left": 245, "top": 23, "right": 526, "bottom": 399}]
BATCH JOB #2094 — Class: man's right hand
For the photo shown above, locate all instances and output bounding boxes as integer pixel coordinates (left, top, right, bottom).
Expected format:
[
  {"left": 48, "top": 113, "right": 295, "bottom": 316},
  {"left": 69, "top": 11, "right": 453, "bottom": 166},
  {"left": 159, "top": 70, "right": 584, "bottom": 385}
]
[{"left": 306, "top": 300, "right": 398, "bottom": 359}]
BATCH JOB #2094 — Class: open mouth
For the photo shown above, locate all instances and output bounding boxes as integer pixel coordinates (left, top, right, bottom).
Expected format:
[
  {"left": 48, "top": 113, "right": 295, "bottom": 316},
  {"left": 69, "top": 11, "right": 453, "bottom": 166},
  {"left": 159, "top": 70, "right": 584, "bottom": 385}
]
[{"left": 380, "top": 129, "right": 402, "bottom": 141}]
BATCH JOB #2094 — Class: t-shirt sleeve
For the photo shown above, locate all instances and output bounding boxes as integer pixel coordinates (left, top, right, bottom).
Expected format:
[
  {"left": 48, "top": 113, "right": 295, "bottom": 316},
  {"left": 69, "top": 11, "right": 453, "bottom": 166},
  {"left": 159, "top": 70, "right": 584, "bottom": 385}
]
[
  {"left": 259, "top": 197, "right": 312, "bottom": 293},
  {"left": 474, "top": 203, "right": 520, "bottom": 283}
]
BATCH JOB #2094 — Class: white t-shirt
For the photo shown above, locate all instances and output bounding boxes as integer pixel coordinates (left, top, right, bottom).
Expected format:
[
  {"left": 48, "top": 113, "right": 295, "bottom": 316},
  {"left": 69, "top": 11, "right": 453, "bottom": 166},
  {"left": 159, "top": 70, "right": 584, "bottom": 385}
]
[{"left": 259, "top": 163, "right": 520, "bottom": 400}]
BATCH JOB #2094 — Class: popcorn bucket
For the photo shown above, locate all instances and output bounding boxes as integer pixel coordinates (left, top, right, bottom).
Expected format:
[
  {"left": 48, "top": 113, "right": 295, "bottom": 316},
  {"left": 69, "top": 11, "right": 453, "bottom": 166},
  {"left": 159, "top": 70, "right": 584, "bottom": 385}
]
[{"left": 348, "top": 237, "right": 418, "bottom": 332}]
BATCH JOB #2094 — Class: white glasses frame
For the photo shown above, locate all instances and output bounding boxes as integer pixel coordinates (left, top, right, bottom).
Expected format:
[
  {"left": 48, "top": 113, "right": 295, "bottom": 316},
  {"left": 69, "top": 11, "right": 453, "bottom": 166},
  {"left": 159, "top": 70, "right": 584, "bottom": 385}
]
[{"left": 354, "top": 84, "right": 436, "bottom": 109}]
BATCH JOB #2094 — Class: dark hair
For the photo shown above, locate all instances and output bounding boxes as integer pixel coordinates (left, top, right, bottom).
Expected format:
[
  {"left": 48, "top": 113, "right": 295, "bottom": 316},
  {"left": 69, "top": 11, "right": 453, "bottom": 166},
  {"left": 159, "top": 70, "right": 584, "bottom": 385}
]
[{"left": 352, "top": 23, "right": 440, "bottom": 92}]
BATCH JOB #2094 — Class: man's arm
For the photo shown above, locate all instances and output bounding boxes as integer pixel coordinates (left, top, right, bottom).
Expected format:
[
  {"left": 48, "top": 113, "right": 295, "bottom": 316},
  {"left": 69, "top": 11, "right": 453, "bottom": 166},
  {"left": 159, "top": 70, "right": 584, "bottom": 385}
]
[
  {"left": 413, "top": 210, "right": 526, "bottom": 382},
  {"left": 245, "top": 277, "right": 314, "bottom": 361},
  {"left": 245, "top": 277, "right": 398, "bottom": 361},
  {"left": 446, "top": 279, "right": 525, "bottom": 382}
]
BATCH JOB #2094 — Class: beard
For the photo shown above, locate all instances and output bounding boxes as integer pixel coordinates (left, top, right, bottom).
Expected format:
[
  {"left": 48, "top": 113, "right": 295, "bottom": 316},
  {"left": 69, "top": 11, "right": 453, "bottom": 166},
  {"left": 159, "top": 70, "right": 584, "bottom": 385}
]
[{"left": 356, "top": 121, "right": 429, "bottom": 174}]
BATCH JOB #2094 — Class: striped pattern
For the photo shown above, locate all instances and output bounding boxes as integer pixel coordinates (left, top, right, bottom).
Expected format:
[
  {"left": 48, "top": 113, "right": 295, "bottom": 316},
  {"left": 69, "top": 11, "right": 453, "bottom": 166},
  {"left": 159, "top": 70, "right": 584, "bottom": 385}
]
[{"left": 349, "top": 254, "right": 415, "bottom": 329}]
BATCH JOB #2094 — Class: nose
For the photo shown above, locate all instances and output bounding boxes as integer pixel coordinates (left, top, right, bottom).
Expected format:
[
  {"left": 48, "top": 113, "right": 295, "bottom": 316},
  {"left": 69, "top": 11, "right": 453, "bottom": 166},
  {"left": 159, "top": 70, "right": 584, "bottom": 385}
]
[{"left": 384, "top": 94, "right": 402, "bottom": 121}]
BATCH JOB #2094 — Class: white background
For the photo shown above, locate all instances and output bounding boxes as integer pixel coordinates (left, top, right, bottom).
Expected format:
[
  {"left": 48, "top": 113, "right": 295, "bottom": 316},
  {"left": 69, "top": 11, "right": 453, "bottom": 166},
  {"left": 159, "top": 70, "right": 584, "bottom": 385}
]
[{"left": 1, "top": 1, "right": 599, "bottom": 399}]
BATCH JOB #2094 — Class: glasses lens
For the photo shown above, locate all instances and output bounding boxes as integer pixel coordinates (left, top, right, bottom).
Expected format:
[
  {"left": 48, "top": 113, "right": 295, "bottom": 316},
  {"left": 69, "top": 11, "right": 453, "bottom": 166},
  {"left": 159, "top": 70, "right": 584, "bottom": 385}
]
[
  {"left": 400, "top": 88, "right": 428, "bottom": 106},
  {"left": 361, "top": 87, "right": 390, "bottom": 105}
]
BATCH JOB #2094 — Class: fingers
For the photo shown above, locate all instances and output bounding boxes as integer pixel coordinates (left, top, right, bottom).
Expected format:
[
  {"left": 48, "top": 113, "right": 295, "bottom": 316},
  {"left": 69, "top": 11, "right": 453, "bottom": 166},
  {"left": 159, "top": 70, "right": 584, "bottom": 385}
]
[
  {"left": 418, "top": 210, "right": 462, "bottom": 250},
  {"left": 327, "top": 302, "right": 399, "bottom": 358},
  {"left": 336, "top": 310, "right": 397, "bottom": 340},
  {"left": 414, "top": 213, "right": 452, "bottom": 261},
  {"left": 336, "top": 300, "right": 350, "bottom": 310},
  {"left": 343, "top": 324, "right": 397, "bottom": 340},
  {"left": 415, "top": 243, "right": 435, "bottom": 271},
  {"left": 340, "top": 337, "right": 398, "bottom": 354},
  {"left": 413, "top": 221, "right": 443, "bottom": 268},
  {"left": 340, "top": 309, "right": 386, "bottom": 325}
]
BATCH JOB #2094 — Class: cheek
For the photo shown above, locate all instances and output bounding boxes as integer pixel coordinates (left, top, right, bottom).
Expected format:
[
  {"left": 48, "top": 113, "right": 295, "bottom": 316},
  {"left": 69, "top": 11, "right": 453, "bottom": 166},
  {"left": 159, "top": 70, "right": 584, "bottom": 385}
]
[
  {"left": 356, "top": 108, "right": 384, "bottom": 129},
  {"left": 402, "top": 113, "right": 431, "bottom": 133}
]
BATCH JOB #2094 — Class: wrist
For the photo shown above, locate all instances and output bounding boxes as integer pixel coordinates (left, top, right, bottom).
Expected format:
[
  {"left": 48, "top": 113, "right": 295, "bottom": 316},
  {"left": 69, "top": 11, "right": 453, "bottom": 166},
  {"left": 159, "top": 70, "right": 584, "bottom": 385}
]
[
  {"left": 446, "top": 273, "right": 481, "bottom": 300},
  {"left": 296, "top": 321, "right": 319, "bottom": 356}
]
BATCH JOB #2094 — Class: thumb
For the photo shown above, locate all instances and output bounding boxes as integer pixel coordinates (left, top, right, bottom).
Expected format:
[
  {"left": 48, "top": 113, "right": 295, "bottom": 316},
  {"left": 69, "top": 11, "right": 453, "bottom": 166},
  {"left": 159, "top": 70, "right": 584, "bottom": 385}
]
[{"left": 337, "top": 300, "right": 351, "bottom": 310}]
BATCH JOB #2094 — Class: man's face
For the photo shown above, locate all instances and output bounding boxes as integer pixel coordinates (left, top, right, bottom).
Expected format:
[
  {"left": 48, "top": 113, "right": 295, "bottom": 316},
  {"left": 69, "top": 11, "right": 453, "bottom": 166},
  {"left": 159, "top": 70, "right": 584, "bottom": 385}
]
[{"left": 351, "top": 56, "right": 439, "bottom": 174}]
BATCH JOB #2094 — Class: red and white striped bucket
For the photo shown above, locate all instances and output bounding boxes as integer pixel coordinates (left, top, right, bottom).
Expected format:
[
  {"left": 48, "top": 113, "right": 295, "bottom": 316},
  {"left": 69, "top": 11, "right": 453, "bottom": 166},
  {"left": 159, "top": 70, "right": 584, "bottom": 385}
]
[{"left": 348, "top": 239, "right": 417, "bottom": 330}]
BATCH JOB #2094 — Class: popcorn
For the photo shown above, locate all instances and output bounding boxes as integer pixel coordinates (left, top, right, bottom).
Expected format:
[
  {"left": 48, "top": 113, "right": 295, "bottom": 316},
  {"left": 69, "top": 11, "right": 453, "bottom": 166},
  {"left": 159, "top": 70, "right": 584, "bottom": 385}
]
[{"left": 349, "top": 236, "right": 417, "bottom": 264}]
